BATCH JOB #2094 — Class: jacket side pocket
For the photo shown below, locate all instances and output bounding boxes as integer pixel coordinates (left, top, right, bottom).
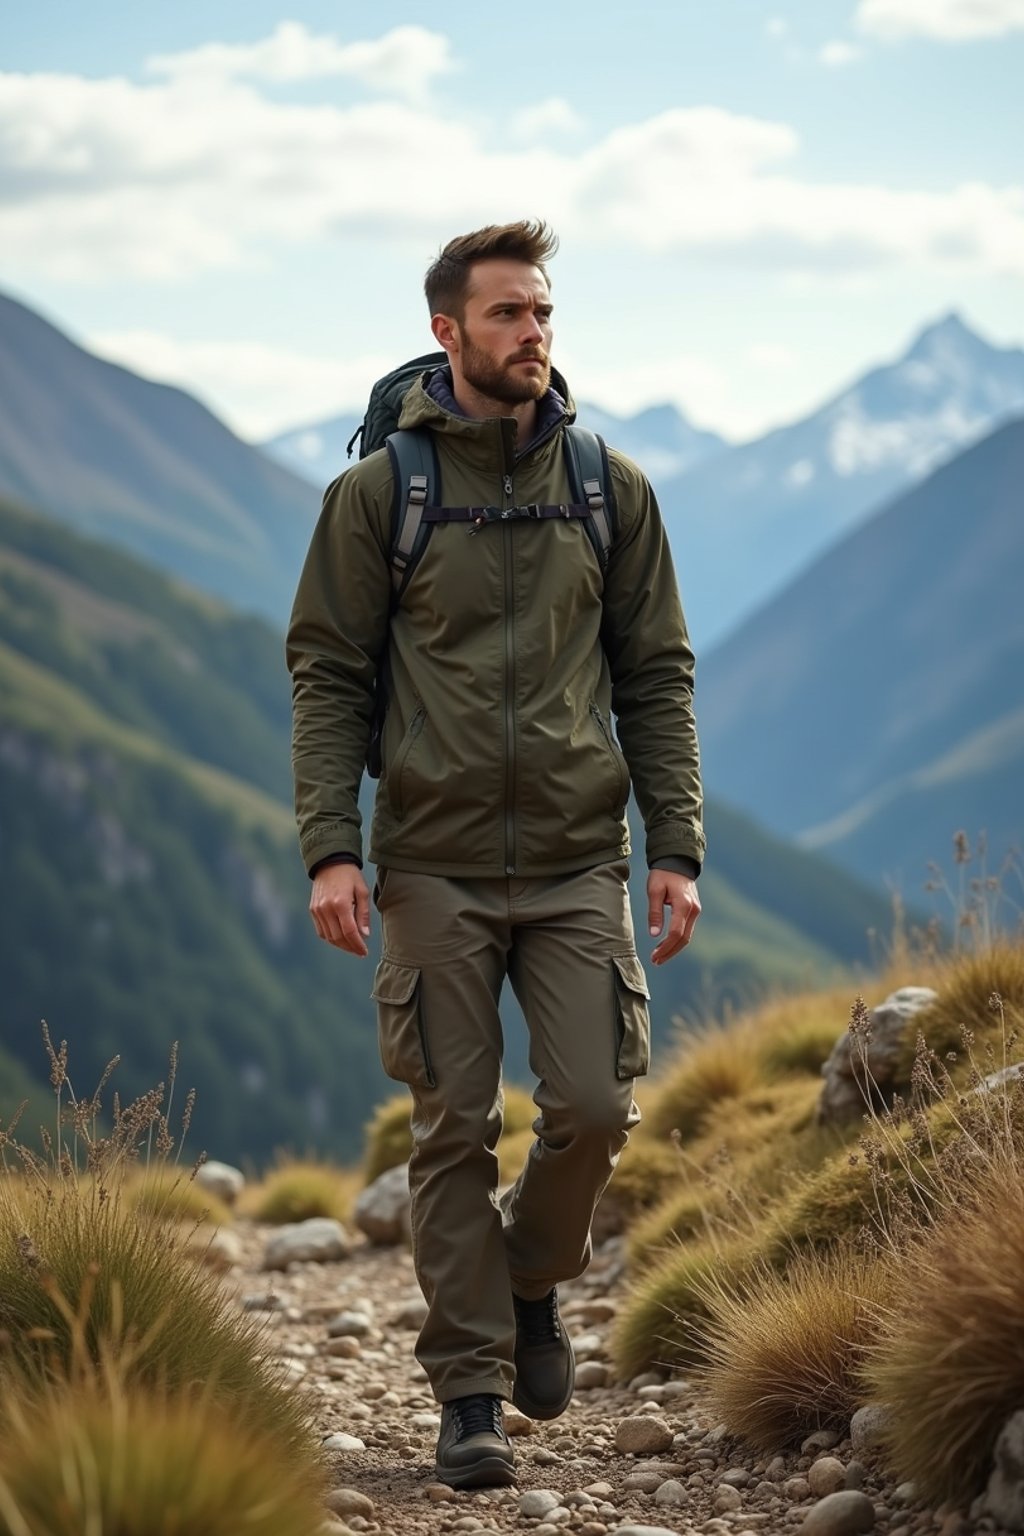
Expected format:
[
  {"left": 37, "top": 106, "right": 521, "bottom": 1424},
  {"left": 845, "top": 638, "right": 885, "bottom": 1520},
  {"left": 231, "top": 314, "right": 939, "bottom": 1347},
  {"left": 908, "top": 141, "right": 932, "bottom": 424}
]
[
  {"left": 371, "top": 958, "right": 435, "bottom": 1090},
  {"left": 612, "top": 951, "right": 651, "bottom": 1080}
]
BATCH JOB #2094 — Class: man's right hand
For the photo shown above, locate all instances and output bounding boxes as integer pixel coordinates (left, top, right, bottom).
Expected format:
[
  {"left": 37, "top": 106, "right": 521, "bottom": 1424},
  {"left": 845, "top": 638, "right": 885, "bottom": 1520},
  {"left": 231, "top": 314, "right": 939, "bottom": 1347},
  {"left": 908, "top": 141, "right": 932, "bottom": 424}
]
[{"left": 310, "top": 864, "right": 371, "bottom": 956}]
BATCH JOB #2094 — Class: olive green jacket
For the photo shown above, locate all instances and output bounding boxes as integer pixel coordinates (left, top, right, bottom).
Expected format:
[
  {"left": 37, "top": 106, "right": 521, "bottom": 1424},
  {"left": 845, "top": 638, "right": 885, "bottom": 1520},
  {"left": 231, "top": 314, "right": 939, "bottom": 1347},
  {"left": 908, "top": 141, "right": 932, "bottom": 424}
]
[{"left": 286, "top": 373, "right": 705, "bottom": 879}]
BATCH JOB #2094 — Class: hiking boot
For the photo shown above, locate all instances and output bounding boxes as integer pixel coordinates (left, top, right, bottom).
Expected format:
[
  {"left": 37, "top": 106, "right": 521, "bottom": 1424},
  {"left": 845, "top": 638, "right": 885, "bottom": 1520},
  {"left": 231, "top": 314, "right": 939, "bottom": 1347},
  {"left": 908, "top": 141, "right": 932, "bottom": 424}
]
[
  {"left": 511, "top": 1287, "right": 575, "bottom": 1420},
  {"left": 434, "top": 1393, "right": 516, "bottom": 1489}
]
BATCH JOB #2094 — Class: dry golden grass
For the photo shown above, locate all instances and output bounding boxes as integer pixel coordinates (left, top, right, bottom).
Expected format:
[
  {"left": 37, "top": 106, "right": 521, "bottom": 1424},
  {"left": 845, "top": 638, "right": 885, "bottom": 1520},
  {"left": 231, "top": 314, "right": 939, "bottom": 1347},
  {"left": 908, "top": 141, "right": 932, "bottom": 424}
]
[
  {"left": 243, "top": 1157, "right": 359, "bottom": 1225},
  {"left": 642, "top": 1023, "right": 763, "bottom": 1144},
  {"left": 862, "top": 1113, "right": 1024, "bottom": 1505},
  {"left": 892, "top": 939, "right": 1024, "bottom": 1084},
  {"left": 698, "top": 1246, "right": 897, "bottom": 1451},
  {"left": 0, "top": 1376, "right": 328, "bottom": 1536},
  {"left": 610, "top": 1234, "right": 754, "bottom": 1380},
  {"left": 364, "top": 1083, "right": 537, "bottom": 1184},
  {"left": 126, "top": 1165, "right": 232, "bottom": 1228},
  {"left": 0, "top": 1176, "right": 312, "bottom": 1457}
]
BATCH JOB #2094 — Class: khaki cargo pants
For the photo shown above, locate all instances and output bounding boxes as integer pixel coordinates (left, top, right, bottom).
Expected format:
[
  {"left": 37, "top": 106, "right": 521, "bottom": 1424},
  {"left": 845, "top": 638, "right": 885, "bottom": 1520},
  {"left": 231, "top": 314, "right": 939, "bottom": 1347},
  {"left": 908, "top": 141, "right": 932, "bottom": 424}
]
[{"left": 370, "top": 859, "right": 650, "bottom": 1403}]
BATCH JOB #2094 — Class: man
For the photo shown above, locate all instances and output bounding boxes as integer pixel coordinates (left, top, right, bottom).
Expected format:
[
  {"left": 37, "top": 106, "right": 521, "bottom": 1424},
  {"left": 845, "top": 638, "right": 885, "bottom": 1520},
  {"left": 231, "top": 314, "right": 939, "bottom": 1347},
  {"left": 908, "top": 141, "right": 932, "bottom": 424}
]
[{"left": 287, "top": 220, "right": 704, "bottom": 1489}]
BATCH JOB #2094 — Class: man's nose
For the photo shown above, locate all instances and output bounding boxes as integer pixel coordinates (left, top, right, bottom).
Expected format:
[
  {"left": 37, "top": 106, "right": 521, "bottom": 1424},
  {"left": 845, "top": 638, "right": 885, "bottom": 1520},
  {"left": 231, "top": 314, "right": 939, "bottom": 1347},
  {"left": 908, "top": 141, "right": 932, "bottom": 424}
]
[{"left": 519, "top": 312, "right": 545, "bottom": 343}]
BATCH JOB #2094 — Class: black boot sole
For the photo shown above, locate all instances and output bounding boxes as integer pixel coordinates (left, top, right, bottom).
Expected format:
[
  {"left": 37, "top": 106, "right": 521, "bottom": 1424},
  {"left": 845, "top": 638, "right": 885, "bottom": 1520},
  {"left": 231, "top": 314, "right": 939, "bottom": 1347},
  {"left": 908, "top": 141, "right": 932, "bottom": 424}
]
[
  {"left": 435, "top": 1454, "right": 518, "bottom": 1490},
  {"left": 511, "top": 1370, "right": 575, "bottom": 1422}
]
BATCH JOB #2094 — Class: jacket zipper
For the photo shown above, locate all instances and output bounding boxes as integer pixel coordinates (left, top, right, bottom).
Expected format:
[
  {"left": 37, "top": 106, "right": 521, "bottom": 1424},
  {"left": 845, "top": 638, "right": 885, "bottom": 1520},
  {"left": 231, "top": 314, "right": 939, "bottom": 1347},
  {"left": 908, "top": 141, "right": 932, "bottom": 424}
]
[
  {"left": 502, "top": 469, "right": 516, "bottom": 874},
  {"left": 590, "top": 702, "right": 629, "bottom": 806}
]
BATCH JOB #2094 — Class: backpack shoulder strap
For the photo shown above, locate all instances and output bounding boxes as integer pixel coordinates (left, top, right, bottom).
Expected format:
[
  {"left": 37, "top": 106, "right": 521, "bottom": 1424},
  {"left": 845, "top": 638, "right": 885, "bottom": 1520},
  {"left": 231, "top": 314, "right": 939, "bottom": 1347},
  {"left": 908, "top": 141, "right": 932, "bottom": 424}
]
[
  {"left": 385, "top": 428, "right": 440, "bottom": 600},
  {"left": 563, "top": 425, "right": 617, "bottom": 570}
]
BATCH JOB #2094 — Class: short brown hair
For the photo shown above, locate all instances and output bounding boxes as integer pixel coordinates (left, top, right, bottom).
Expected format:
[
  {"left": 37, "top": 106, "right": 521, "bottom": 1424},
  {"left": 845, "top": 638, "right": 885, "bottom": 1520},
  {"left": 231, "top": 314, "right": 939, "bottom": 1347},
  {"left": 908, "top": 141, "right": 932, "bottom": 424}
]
[{"left": 424, "top": 220, "right": 558, "bottom": 317}]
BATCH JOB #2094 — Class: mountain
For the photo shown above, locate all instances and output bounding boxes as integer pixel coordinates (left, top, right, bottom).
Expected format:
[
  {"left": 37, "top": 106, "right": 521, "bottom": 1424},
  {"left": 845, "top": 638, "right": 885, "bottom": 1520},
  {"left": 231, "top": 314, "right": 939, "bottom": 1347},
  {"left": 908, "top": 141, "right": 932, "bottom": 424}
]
[
  {"left": 0, "top": 289, "right": 319, "bottom": 626},
  {"left": 698, "top": 417, "right": 1024, "bottom": 892},
  {"left": 0, "top": 494, "right": 383, "bottom": 1163},
  {"left": 262, "top": 398, "right": 727, "bottom": 488},
  {"left": 0, "top": 497, "right": 894, "bottom": 1151},
  {"left": 659, "top": 314, "right": 1024, "bottom": 647}
]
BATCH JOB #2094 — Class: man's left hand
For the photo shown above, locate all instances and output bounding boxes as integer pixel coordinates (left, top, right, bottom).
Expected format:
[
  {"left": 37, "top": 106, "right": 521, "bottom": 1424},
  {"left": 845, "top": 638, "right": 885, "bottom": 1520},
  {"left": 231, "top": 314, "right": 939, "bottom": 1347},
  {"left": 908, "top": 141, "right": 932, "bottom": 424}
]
[{"left": 647, "top": 870, "right": 701, "bottom": 965}]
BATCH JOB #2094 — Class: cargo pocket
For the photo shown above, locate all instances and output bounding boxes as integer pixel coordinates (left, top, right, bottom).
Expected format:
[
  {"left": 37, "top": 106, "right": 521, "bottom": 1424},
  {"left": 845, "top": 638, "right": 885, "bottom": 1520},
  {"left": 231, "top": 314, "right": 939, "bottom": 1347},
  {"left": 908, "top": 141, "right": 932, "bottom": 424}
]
[
  {"left": 371, "top": 959, "right": 435, "bottom": 1090},
  {"left": 612, "top": 952, "right": 651, "bottom": 1080}
]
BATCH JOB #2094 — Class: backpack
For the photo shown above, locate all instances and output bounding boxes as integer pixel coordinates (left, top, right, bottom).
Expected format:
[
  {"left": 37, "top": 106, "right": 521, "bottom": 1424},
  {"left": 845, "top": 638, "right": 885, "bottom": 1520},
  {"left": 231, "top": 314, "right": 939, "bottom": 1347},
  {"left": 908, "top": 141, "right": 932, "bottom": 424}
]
[{"left": 348, "top": 353, "right": 617, "bottom": 776}]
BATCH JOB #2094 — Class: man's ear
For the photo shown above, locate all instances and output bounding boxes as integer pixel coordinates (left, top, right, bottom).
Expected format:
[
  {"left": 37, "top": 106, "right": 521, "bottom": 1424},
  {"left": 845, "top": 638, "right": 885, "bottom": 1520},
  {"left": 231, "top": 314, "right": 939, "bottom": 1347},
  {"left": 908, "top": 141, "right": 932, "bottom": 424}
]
[{"left": 431, "top": 312, "right": 459, "bottom": 356}]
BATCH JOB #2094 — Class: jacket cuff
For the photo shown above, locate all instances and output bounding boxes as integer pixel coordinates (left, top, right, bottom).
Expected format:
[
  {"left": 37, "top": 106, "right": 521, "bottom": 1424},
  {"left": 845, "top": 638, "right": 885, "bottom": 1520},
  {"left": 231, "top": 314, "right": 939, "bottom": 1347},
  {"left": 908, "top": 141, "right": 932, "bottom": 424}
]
[
  {"left": 650, "top": 855, "right": 700, "bottom": 881},
  {"left": 300, "top": 825, "right": 363, "bottom": 878},
  {"left": 309, "top": 851, "right": 363, "bottom": 880},
  {"left": 645, "top": 819, "right": 706, "bottom": 872}
]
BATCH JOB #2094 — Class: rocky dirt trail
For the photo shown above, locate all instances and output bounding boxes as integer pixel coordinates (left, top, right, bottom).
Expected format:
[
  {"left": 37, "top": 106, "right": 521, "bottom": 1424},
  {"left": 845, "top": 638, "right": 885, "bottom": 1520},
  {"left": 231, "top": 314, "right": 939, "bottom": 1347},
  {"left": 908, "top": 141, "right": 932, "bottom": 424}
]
[{"left": 221, "top": 1220, "right": 946, "bottom": 1536}]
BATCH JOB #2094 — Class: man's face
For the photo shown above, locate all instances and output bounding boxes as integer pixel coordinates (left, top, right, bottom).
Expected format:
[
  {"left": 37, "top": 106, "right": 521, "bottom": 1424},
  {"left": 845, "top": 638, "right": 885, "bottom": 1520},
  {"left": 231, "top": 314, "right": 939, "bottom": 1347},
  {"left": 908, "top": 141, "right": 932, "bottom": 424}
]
[{"left": 451, "top": 259, "right": 553, "bottom": 405}]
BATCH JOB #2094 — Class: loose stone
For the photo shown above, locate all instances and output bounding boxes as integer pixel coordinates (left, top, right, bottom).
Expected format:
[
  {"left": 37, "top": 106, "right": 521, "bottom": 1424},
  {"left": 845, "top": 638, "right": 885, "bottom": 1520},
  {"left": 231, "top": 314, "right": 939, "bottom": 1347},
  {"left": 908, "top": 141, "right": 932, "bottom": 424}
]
[
  {"left": 327, "top": 1310, "right": 373, "bottom": 1338},
  {"left": 615, "top": 1415, "right": 674, "bottom": 1456},
  {"left": 784, "top": 1477, "right": 812, "bottom": 1502},
  {"left": 325, "top": 1490, "right": 375, "bottom": 1519},
  {"left": 850, "top": 1404, "right": 892, "bottom": 1455},
  {"left": 519, "top": 1490, "right": 561, "bottom": 1519},
  {"left": 653, "top": 1479, "right": 689, "bottom": 1507},
  {"left": 802, "top": 1430, "right": 842, "bottom": 1456},
  {"left": 844, "top": 1461, "right": 867, "bottom": 1491},
  {"left": 576, "top": 1361, "right": 610, "bottom": 1390},
  {"left": 423, "top": 1484, "right": 456, "bottom": 1503},
  {"left": 722, "top": 1467, "right": 751, "bottom": 1487},
  {"left": 714, "top": 1483, "right": 743, "bottom": 1512},
  {"left": 262, "top": 1219, "right": 351, "bottom": 1270},
  {"left": 324, "top": 1336, "right": 362, "bottom": 1359},
  {"left": 808, "top": 1458, "right": 848, "bottom": 1497},
  {"left": 800, "top": 1489, "right": 876, "bottom": 1535},
  {"left": 322, "top": 1433, "right": 366, "bottom": 1452}
]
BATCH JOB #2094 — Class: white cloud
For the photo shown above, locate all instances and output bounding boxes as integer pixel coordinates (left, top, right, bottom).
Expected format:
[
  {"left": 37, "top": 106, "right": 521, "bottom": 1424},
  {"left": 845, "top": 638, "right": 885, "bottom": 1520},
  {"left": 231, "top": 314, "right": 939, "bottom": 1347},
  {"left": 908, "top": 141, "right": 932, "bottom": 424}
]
[
  {"left": 765, "top": 17, "right": 790, "bottom": 36},
  {"left": 747, "top": 343, "right": 798, "bottom": 369},
  {"left": 87, "top": 329, "right": 393, "bottom": 439},
  {"left": 145, "top": 22, "right": 456, "bottom": 103},
  {"left": 856, "top": 0, "right": 1024, "bottom": 39},
  {"left": 510, "top": 97, "right": 584, "bottom": 143},
  {"left": 1, "top": 43, "right": 1023, "bottom": 285},
  {"left": 819, "top": 40, "right": 866, "bottom": 64}
]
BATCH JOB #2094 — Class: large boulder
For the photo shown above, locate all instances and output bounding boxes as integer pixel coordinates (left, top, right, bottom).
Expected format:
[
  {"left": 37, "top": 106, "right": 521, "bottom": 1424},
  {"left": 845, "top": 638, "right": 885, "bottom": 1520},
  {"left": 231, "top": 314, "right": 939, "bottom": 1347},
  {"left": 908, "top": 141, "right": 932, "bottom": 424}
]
[
  {"left": 353, "top": 1163, "right": 410, "bottom": 1246},
  {"left": 818, "top": 987, "right": 938, "bottom": 1125}
]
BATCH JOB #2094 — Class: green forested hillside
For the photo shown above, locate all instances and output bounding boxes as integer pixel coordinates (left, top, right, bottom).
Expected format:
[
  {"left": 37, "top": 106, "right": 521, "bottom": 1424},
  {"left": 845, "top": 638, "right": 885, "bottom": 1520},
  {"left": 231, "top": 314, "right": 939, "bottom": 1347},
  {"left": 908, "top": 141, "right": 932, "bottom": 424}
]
[{"left": 0, "top": 497, "right": 892, "bottom": 1161}]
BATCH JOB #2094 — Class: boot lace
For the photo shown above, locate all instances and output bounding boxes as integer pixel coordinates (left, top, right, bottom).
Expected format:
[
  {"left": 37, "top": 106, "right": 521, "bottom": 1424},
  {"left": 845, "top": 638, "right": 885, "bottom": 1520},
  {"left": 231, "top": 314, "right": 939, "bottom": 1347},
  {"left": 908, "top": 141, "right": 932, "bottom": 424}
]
[
  {"left": 513, "top": 1288, "right": 561, "bottom": 1347},
  {"left": 451, "top": 1394, "right": 503, "bottom": 1440}
]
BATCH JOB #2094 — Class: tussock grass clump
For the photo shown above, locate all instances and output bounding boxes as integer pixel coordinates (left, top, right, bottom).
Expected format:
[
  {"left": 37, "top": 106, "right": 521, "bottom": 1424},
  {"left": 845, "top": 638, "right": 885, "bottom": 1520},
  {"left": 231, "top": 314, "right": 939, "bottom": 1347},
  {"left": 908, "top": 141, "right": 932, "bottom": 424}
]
[
  {"left": 0, "top": 1378, "right": 328, "bottom": 1536},
  {"left": 127, "top": 1165, "right": 232, "bottom": 1228},
  {"left": 610, "top": 1235, "right": 754, "bottom": 1379},
  {"left": 643, "top": 1024, "right": 762, "bottom": 1144},
  {"left": 0, "top": 1178, "right": 312, "bottom": 1456},
  {"left": 244, "top": 1157, "right": 358, "bottom": 1224},
  {"left": 698, "top": 1246, "right": 896, "bottom": 1452},
  {"left": 893, "top": 939, "right": 1024, "bottom": 1083},
  {"left": 863, "top": 1131, "right": 1024, "bottom": 1505},
  {"left": 364, "top": 1083, "right": 537, "bottom": 1184},
  {"left": 756, "top": 1002, "right": 851, "bottom": 1079}
]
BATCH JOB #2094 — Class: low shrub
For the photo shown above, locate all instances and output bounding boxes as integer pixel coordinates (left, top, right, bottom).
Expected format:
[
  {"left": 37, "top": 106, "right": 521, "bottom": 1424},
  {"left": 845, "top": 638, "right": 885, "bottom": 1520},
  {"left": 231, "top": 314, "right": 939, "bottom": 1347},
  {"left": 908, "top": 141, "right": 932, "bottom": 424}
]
[
  {"left": 245, "top": 1157, "right": 358, "bottom": 1224},
  {"left": 0, "top": 1377, "right": 328, "bottom": 1536},
  {"left": 698, "top": 1245, "right": 896, "bottom": 1451}
]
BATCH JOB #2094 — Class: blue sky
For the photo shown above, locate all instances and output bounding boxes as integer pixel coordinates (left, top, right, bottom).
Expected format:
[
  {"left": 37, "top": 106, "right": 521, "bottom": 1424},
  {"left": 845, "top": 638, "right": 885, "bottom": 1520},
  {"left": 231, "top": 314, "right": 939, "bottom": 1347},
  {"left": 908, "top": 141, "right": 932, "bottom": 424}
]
[{"left": 2, "top": 0, "right": 1023, "bottom": 442}]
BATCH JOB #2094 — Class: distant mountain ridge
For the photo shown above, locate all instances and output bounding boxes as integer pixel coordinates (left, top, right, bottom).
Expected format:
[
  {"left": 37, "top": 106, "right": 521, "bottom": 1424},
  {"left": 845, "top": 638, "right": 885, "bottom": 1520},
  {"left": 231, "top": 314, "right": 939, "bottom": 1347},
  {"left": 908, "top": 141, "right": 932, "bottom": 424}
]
[
  {"left": 262, "top": 394, "right": 727, "bottom": 488},
  {"left": 658, "top": 313, "right": 1024, "bottom": 647},
  {"left": 0, "top": 290, "right": 319, "bottom": 625},
  {"left": 699, "top": 416, "right": 1024, "bottom": 889}
]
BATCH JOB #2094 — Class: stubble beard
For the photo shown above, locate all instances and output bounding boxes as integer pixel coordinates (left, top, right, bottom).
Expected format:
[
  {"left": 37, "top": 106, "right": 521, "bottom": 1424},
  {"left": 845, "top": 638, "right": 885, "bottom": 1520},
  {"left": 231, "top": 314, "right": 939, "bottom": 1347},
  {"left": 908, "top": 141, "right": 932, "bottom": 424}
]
[{"left": 458, "top": 327, "right": 551, "bottom": 406}]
